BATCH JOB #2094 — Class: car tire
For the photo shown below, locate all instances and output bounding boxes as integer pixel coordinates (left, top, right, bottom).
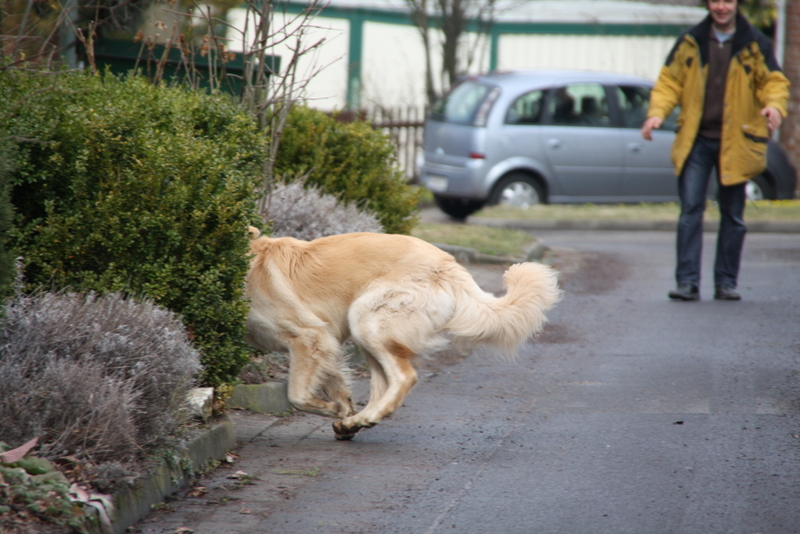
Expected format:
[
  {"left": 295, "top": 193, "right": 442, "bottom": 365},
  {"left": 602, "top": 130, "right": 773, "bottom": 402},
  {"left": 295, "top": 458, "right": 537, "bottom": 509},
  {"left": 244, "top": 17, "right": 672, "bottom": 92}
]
[
  {"left": 433, "top": 195, "right": 485, "bottom": 221},
  {"left": 489, "top": 173, "right": 545, "bottom": 208},
  {"left": 746, "top": 175, "right": 775, "bottom": 201}
]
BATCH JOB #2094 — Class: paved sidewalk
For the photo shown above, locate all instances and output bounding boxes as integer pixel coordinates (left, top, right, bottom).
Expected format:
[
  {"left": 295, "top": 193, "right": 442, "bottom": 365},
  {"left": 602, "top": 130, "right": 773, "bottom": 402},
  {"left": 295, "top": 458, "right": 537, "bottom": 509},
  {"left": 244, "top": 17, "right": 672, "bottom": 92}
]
[
  {"left": 128, "top": 211, "right": 798, "bottom": 533},
  {"left": 132, "top": 410, "right": 336, "bottom": 533}
]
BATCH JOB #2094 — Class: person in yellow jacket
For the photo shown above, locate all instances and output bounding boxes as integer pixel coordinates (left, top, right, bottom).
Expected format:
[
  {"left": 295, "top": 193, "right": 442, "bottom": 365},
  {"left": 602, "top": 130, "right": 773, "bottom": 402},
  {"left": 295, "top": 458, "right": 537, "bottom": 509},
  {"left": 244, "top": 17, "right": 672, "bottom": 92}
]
[{"left": 641, "top": 0, "right": 790, "bottom": 301}]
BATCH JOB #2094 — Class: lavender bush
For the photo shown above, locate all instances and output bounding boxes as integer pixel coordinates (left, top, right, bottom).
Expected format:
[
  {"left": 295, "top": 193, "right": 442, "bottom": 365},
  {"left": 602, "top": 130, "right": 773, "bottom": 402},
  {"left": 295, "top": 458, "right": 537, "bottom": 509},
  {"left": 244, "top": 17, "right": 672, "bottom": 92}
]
[
  {"left": 0, "top": 291, "right": 202, "bottom": 485},
  {"left": 262, "top": 180, "right": 384, "bottom": 240}
]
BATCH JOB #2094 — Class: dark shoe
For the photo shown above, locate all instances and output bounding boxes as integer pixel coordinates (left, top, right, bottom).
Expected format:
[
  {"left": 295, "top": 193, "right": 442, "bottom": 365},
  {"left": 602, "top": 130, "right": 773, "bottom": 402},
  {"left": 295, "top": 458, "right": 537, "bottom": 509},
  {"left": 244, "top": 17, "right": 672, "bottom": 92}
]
[
  {"left": 714, "top": 286, "right": 741, "bottom": 300},
  {"left": 669, "top": 283, "right": 699, "bottom": 301}
]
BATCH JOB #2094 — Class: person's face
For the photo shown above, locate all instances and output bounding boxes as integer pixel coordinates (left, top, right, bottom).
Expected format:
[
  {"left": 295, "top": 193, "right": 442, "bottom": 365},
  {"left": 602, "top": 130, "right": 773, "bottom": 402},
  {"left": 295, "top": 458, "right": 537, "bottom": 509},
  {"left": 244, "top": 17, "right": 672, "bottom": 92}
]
[{"left": 708, "top": 0, "right": 737, "bottom": 32}]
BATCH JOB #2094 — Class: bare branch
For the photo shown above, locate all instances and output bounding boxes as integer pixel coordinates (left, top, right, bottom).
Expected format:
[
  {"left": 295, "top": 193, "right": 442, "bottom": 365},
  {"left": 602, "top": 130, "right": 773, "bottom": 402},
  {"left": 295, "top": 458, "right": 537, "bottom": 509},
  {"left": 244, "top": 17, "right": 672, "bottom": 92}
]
[{"left": 405, "top": 0, "right": 501, "bottom": 105}]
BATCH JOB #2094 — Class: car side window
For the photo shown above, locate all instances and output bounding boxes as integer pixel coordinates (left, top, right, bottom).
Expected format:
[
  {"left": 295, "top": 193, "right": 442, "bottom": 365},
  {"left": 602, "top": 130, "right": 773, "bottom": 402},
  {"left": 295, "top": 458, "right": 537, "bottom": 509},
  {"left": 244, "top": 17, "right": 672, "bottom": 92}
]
[
  {"left": 505, "top": 90, "right": 545, "bottom": 125},
  {"left": 616, "top": 85, "right": 679, "bottom": 130},
  {"left": 616, "top": 85, "right": 650, "bottom": 128},
  {"left": 547, "top": 83, "right": 610, "bottom": 127}
]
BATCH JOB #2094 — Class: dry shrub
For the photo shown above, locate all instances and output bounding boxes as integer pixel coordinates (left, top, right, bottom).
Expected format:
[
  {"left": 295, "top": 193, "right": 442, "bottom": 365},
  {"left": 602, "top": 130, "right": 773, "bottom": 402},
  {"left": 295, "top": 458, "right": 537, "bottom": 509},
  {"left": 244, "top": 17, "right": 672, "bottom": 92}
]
[
  {"left": 0, "top": 291, "right": 202, "bottom": 479},
  {"left": 263, "top": 180, "right": 384, "bottom": 240}
]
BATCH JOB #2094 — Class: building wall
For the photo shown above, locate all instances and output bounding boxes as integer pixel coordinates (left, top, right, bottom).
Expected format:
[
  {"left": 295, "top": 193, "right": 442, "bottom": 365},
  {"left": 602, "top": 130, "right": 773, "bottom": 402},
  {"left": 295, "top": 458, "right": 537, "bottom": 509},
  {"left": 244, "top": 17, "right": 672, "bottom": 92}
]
[
  {"left": 224, "top": 2, "right": 702, "bottom": 111},
  {"left": 497, "top": 34, "right": 677, "bottom": 81},
  {"left": 240, "top": 20, "right": 692, "bottom": 111},
  {"left": 226, "top": 8, "right": 350, "bottom": 111},
  {"left": 360, "top": 22, "right": 448, "bottom": 109}
]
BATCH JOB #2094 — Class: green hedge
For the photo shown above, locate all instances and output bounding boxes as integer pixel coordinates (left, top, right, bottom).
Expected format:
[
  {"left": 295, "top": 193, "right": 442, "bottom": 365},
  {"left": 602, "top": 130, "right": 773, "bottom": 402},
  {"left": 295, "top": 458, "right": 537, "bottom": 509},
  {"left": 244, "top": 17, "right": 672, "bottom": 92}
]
[
  {"left": 2, "top": 70, "right": 267, "bottom": 387},
  {"left": 274, "top": 105, "right": 421, "bottom": 235}
]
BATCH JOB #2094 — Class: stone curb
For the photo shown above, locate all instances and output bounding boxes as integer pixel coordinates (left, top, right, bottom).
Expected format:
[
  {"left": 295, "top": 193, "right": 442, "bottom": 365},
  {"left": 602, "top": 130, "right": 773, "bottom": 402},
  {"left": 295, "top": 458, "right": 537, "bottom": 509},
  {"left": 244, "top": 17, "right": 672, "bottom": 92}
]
[
  {"left": 228, "top": 381, "right": 292, "bottom": 414},
  {"left": 108, "top": 416, "right": 235, "bottom": 534}
]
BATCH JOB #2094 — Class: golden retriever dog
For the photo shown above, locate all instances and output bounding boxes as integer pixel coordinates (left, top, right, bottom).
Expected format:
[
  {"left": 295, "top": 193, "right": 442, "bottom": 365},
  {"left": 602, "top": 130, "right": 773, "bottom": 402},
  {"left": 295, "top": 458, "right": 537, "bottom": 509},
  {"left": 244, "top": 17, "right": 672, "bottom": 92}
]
[{"left": 245, "top": 228, "right": 561, "bottom": 440}]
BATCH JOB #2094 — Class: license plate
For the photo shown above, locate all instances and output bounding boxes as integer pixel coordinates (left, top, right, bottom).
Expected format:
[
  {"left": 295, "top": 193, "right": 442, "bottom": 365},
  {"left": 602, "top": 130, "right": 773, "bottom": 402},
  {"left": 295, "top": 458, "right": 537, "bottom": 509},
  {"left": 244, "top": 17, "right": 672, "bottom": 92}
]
[{"left": 426, "top": 175, "right": 448, "bottom": 192}]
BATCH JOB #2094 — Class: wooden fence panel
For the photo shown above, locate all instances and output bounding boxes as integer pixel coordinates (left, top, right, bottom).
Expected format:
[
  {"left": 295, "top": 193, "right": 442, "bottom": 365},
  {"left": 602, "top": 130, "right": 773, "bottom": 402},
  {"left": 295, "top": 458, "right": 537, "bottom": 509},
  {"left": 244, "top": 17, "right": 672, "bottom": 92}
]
[
  {"left": 333, "top": 105, "right": 428, "bottom": 182},
  {"left": 366, "top": 106, "right": 427, "bottom": 183}
]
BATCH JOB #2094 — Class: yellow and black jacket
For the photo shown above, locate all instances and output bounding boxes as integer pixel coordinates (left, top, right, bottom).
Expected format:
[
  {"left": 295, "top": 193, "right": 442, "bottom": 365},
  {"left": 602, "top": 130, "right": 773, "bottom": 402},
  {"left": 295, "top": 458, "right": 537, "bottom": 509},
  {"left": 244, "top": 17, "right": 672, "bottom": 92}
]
[{"left": 647, "top": 13, "right": 790, "bottom": 185}]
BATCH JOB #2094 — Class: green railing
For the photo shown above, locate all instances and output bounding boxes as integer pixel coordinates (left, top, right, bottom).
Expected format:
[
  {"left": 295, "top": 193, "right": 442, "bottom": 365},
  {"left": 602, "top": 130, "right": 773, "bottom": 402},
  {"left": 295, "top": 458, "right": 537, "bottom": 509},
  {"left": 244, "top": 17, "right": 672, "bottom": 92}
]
[{"left": 91, "top": 38, "right": 280, "bottom": 96}]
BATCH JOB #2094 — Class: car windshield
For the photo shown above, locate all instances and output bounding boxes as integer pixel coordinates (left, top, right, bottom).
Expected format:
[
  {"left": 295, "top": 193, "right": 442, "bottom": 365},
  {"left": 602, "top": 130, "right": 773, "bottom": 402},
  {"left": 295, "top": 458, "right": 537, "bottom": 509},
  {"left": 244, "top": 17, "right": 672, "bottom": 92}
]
[{"left": 430, "top": 80, "right": 495, "bottom": 125}]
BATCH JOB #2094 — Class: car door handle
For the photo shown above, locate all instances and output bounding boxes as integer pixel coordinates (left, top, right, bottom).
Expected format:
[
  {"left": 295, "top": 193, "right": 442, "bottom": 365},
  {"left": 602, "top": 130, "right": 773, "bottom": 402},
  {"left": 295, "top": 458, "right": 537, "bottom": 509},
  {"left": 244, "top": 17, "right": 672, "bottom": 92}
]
[
  {"left": 547, "top": 139, "right": 562, "bottom": 149},
  {"left": 628, "top": 142, "right": 642, "bottom": 152}
]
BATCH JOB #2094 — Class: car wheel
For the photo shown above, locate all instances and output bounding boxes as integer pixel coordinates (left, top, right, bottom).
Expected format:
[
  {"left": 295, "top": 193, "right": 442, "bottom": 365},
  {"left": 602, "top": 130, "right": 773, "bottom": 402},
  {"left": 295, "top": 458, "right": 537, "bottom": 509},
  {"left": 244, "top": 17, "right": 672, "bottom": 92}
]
[
  {"left": 746, "top": 175, "right": 775, "bottom": 201},
  {"left": 489, "top": 173, "right": 545, "bottom": 208},
  {"left": 433, "top": 195, "right": 485, "bottom": 221}
]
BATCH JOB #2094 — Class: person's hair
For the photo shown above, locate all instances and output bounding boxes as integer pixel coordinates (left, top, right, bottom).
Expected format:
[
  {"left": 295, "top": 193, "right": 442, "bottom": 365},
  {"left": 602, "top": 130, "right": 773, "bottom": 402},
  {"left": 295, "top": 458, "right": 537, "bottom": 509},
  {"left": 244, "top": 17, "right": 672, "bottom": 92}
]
[{"left": 705, "top": 0, "right": 740, "bottom": 12}]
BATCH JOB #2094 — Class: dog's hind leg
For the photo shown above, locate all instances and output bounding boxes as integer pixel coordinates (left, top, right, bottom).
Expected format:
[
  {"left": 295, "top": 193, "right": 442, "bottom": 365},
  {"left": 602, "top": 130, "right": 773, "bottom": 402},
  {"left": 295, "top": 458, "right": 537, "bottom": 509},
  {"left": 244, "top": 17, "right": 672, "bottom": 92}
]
[
  {"left": 363, "top": 350, "right": 389, "bottom": 407},
  {"left": 286, "top": 331, "right": 353, "bottom": 419},
  {"left": 332, "top": 340, "right": 418, "bottom": 440}
]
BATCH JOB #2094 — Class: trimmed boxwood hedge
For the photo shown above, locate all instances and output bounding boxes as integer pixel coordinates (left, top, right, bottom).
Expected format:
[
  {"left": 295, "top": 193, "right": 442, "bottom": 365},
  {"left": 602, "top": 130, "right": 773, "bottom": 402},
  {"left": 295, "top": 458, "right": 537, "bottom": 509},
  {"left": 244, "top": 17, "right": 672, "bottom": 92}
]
[
  {"left": 2, "top": 70, "right": 267, "bottom": 387},
  {"left": 274, "top": 105, "right": 421, "bottom": 235}
]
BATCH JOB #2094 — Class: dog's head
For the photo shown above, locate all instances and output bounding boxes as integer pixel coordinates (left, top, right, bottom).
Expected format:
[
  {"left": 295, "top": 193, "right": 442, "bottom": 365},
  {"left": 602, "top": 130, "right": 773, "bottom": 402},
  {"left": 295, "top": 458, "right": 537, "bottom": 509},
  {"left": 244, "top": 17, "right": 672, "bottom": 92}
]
[
  {"left": 246, "top": 227, "right": 303, "bottom": 259},
  {"left": 247, "top": 226, "right": 272, "bottom": 258}
]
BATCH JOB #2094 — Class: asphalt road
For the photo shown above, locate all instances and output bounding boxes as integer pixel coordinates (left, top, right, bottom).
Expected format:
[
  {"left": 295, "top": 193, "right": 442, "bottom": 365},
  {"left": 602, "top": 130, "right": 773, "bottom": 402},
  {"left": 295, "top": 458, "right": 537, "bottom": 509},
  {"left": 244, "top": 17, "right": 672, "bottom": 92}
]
[{"left": 135, "top": 230, "right": 800, "bottom": 534}]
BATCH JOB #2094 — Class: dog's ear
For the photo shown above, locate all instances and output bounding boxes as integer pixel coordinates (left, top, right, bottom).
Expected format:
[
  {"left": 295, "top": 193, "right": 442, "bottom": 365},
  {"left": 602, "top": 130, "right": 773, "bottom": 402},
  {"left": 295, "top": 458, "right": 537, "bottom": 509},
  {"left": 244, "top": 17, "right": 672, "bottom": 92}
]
[{"left": 248, "top": 226, "right": 261, "bottom": 240}]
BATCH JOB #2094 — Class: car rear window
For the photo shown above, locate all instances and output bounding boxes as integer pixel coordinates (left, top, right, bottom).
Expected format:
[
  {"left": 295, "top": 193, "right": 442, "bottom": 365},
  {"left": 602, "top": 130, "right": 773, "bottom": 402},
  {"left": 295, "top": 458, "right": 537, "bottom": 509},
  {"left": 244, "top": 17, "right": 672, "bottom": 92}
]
[{"left": 430, "top": 80, "right": 497, "bottom": 125}]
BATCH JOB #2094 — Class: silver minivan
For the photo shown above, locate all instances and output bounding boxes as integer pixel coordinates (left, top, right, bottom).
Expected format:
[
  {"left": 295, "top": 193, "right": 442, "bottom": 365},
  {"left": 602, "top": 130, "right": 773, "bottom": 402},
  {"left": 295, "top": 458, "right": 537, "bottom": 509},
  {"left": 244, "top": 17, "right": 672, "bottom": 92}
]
[{"left": 420, "top": 70, "right": 796, "bottom": 219}]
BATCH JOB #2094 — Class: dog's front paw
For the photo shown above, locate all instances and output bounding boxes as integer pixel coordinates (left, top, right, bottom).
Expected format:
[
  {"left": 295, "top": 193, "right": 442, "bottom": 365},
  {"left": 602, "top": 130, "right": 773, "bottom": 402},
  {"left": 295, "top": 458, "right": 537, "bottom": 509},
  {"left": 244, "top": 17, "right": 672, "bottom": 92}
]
[{"left": 332, "top": 420, "right": 360, "bottom": 441}]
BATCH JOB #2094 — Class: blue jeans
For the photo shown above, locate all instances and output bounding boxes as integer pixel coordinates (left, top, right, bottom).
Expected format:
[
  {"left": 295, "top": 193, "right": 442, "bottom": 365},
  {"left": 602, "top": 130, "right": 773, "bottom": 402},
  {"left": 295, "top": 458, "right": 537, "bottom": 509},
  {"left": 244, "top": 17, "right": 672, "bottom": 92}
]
[{"left": 676, "top": 136, "right": 747, "bottom": 289}]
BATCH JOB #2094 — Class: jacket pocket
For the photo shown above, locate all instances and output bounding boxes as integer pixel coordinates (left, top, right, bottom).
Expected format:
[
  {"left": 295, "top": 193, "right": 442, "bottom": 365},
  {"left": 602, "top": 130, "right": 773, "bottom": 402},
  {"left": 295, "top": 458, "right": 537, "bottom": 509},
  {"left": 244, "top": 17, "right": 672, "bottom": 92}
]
[
  {"left": 735, "top": 126, "right": 768, "bottom": 179},
  {"left": 741, "top": 124, "right": 769, "bottom": 160},
  {"left": 743, "top": 131, "right": 769, "bottom": 144}
]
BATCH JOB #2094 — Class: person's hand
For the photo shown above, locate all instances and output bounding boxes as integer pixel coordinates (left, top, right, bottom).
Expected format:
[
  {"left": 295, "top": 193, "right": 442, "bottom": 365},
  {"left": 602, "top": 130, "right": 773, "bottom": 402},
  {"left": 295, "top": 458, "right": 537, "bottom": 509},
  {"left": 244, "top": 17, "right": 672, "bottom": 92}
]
[
  {"left": 641, "top": 116, "right": 663, "bottom": 141},
  {"left": 761, "top": 106, "right": 782, "bottom": 132}
]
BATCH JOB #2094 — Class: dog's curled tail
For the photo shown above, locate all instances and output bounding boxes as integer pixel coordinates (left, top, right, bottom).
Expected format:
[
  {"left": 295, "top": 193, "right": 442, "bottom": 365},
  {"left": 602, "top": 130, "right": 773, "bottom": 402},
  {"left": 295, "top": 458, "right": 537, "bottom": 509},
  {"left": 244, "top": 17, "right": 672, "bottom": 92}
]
[{"left": 446, "top": 262, "right": 562, "bottom": 355}]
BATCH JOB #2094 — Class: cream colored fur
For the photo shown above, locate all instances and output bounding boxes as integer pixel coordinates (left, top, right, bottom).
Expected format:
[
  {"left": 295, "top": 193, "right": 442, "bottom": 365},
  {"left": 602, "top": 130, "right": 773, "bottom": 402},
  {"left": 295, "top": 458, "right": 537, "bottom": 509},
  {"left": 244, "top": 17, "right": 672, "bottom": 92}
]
[{"left": 245, "top": 228, "right": 562, "bottom": 440}]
